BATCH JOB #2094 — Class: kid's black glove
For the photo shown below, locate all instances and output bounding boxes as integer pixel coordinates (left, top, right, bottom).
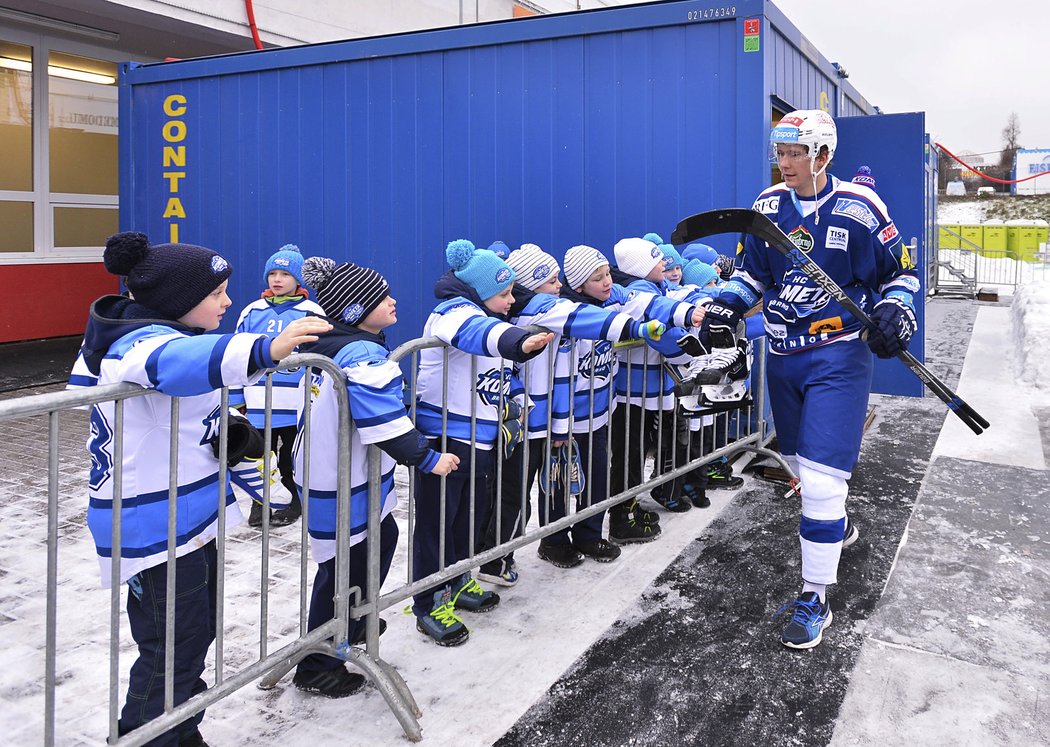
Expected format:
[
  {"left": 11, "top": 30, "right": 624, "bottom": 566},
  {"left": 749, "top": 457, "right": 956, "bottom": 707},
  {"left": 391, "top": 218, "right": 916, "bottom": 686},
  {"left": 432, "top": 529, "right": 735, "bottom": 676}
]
[
  {"left": 210, "top": 412, "right": 266, "bottom": 465},
  {"left": 499, "top": 400, "right": 525, "bottom": 460}
]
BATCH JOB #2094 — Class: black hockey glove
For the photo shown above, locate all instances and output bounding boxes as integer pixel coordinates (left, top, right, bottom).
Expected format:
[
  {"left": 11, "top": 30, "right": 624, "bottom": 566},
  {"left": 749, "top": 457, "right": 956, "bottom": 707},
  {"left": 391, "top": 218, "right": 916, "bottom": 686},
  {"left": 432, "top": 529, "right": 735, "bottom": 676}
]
[
  {"left": 499, "top": 400, "right": 525, "bottom": 460},
  {"left": 714, "top": 253, "right": 736, "bottom": 279},
  {"left": 678, "top": 302, "right": 741, "bottom": 356},
  {"left": 210, "top": 412, "right": 266, "bottom": 465},
  {"left": 865, "top": 296, "right": 917, "bottom": 359}
]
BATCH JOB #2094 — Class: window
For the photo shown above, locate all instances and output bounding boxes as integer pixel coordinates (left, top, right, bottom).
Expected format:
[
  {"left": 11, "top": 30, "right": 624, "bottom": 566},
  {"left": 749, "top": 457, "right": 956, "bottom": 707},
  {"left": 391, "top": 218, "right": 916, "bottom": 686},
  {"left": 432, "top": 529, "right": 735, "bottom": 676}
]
[{"left": 0, "top": 33, "right": 122, "bottom": 261}]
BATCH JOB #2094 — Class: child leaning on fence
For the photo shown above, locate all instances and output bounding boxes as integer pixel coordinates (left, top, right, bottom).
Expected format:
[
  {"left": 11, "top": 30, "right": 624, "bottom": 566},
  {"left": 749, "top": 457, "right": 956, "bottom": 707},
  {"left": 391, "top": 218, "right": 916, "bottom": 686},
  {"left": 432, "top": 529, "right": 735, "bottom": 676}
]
[
  {"left": 290, "top": 257, "right": 459, "bottom": 698},
  {"left": 412, "top": 240, "right": 554, "bottom": 647},
  {"left": 230, "top": 243, "right": 325, "bottom": 528},
  {"left": 73, "top": 231, "right": 330, "bottom": 747},
  {"left": 476, "top": 242, "right": 665, "bottom": 581}
]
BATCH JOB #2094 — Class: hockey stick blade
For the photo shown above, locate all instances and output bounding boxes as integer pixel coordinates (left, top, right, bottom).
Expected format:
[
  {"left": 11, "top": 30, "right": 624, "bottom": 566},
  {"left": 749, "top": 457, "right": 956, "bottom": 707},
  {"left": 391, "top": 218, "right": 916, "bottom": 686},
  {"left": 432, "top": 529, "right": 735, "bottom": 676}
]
[{"left": 671, "top": 209, "right": 990, "bottom": 434}]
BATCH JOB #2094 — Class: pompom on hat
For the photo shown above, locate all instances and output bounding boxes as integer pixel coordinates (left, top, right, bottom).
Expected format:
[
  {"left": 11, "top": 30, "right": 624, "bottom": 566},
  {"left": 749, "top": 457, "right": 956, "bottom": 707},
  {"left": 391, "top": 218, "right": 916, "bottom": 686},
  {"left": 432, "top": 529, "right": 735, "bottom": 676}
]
[
  {"left": 852, "top": 165, "right": 876, "bottom": 189},
  {"left": 506, "top": 243, "right": 559, "bottom": 291},
  {"left": 264, "top": 243, "right": 304, "bottom": 286},
  {"left": 613, "top": 237, "right": 665, "bottom": 279},
  {"left": 563, "top": 245, "right": 610, "bottom": 291},
  {"left": 301, "top": 256, "right": 389, "bottom": 326},
  {"left": 660, "top": 244, "right": 685, "bottom": 270},
  {"left": 446, "top": 239, "right": 515, "bottom": 300},
  {"left": 681, "top": 259, "right": 719, "bottom": 288},
  {"left": 682, "top": 242, "right": 719, "bottom": 265},
  {"left": 642, "top": 232, "right": 664, "bottom": 245},
  {"left": 104, "top": 231, "right": 232, "bottom": 321}
]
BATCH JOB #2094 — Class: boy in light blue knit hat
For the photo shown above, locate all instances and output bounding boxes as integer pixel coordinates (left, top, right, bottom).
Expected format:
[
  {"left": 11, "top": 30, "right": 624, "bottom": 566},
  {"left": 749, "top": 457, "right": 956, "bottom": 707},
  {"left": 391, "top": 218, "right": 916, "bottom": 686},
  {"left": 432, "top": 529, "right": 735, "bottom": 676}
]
[{"left": 231, "top": 243, "right": 325, "bottom": 528}]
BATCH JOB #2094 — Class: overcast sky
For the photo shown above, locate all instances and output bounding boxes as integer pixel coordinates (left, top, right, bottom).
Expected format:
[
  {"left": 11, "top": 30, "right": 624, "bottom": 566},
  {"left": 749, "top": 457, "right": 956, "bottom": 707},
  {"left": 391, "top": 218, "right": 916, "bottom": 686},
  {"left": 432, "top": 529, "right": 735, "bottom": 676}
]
[{"left": 772, "top": 0, "right": 1050, "bottom": 160}]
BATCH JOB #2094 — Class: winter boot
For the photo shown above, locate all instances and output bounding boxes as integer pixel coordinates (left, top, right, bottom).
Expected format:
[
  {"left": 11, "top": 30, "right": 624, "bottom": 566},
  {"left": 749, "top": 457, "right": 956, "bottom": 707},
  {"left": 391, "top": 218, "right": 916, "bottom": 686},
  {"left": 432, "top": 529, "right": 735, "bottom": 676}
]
[
  {"left": 349, "top": 617, "right": 388, "bottom": 646},
  {"left": 179, "top": 729, "right": 210, "bottom": 747},
  {"left": 650, "top": 480, "right": 691, "bottom": 512},
  {"left": 624, "top": 498, "right": 660, "bottom": 526},
  {"left": 609, "top": 506, "right": 662, "bottom": 544},
  {"left": 706, "top": 458, "right": 744, "bottom": 490},
  {"left": 416, "top": 587, "right": 469, "bottom": 646},
  {"left": 683, "top": 483, "right": 710, "bottom": 508},
  {"left": 292, "top": 665, "right": 367, "bottom": 698},
  {"left": 270, "top": 494, "right": 301, "bottom": 527},
  {"left": 537, "top": 541, "right": 585, "bottom": 568},
  {"left": 572, "top": 538, "right": 622, "bottom": 563},
  {"left": 452, "top": 574, "right": 500, "bottom": 613},
  {"left": 247, "top": 501, "right": 267, "bottom": 528}
]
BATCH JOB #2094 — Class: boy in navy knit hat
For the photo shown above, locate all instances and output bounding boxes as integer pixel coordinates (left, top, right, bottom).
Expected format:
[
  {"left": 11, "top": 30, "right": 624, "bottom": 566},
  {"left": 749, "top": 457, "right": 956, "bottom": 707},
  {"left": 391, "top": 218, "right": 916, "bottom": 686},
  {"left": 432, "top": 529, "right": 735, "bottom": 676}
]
[
  {"left": 231, "top": 244, "right": 325, "bottom": 528},
  {"left": 290, "top": 256, "right": 459, "bottom": 696},
  {"left": 411, "top": 240, "right": 554, "bottom": 646},
  {"left": 72, "top": 231, "right": 330, "bottom": 746}
]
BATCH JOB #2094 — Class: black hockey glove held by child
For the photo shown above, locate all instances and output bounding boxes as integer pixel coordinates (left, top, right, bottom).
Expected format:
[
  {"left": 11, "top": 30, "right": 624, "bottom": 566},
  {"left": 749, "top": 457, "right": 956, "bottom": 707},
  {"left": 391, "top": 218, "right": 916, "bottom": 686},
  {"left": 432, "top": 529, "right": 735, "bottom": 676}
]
[
  {"left": 679, "top": 301, "right": 741, "bottom": 356},
  {"left": 865, "top": 296, "right": 917, "bottom": 359},
  {"left": 210, "top": 411, "right": 266, "bottom": 465},
  {"left": 499, "top": 400, "right": 525, "bottom": 459}
]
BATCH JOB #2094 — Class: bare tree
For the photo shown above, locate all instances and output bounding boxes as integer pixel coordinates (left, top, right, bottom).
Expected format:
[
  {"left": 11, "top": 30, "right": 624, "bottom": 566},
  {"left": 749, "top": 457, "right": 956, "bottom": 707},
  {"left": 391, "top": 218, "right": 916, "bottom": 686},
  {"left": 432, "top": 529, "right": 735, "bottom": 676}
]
[{"left": 999, "top": 112, "right": 1022, "bottom": 175}]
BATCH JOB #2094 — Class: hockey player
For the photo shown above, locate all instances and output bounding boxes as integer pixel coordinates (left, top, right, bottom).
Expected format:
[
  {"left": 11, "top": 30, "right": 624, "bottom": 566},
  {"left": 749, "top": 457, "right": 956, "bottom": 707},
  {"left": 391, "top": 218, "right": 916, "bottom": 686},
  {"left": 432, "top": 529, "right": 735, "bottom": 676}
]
[
  {"left": 76, "top": 231, "right": 331, "bottom": 747},
  {"left": 476, "top": 243, "right": 665, "bottom": 578},
  {"left": 412, "top": 240, "right": 554, "bottom": 646},
  {"left": 231, "top": 244, "right": 325, "bottom": 528},
  {"left": 693, "top": 109, "right": 919, "bottom": 648},
  {"left": 291, "top": 257, "right": 459, "bottom": 696}
]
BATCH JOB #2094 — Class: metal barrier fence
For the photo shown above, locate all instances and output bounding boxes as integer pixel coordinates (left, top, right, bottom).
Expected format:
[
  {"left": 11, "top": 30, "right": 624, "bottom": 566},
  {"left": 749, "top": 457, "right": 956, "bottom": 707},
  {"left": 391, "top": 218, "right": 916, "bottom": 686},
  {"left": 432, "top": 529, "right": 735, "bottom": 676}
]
[
  {"left": 932, "top": 228, "right": 1050, "bottom": 295},
  {"left": 0, "top": 333, "right": 787, "bottom": 744}
]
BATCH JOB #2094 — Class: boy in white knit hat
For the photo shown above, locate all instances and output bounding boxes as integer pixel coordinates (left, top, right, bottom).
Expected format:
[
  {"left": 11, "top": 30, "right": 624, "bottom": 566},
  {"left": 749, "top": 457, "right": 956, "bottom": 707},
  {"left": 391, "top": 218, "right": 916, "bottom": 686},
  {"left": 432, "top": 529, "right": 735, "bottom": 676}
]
[
  {"left": 561, "top": 243, "right": 702, "bottom": 543},
  {"left": 476, "top": 243, "right": 665, "bottom": 579}
]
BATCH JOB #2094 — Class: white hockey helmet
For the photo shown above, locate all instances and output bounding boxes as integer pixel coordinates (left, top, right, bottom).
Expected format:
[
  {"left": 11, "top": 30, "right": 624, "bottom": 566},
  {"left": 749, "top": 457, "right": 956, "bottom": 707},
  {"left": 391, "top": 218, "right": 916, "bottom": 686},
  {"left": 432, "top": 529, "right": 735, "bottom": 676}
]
[{"left": 769, "top": 109, "right": 837, "bottom": 163}]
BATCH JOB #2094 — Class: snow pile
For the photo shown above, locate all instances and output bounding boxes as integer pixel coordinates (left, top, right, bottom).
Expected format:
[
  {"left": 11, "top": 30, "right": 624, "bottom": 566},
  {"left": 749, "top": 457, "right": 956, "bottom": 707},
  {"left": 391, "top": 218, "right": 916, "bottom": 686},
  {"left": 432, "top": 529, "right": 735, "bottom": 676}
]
[{"left": 1011, "top": 279, "right": 1050, "bottom": 389}]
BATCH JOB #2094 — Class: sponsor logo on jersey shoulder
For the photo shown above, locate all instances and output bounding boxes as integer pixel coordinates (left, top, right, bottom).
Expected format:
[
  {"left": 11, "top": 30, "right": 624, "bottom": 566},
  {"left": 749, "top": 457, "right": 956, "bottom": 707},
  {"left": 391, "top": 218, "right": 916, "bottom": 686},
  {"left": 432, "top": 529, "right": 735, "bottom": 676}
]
[
  {"left": 832, "top": 198, "right": 879, "bottom": 229},
  {"left": 825, "top": 226, "right": 849, "bottom": 251},
  {"left": 879, "top": 222, "right": 900, "bottom": 245},
  {"left": 788, "top": 226, "right": 814, "bottom": 253},
  {"left": 753, "top": 195, "right": 781, "bottom": 214}
]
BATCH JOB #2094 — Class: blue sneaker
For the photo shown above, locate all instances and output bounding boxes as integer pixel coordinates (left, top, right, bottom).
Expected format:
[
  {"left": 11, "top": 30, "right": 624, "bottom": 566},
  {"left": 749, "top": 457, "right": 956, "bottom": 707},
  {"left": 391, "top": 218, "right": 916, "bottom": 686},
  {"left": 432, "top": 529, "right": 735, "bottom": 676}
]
[
  {"left": 780, "top": 591, "right": 833, "bottom": 649},
  {"left": 452, "top": 574, "right": 500, "bottom": 613},
  {"left": 416, "top": 588, "right": 469, "bottom": 647},
  {"left": 477, "top": 559, "right": 519, "bottom": 587},
  {"left": 559, "top": 441, "right": 585, "bottom": 498}
]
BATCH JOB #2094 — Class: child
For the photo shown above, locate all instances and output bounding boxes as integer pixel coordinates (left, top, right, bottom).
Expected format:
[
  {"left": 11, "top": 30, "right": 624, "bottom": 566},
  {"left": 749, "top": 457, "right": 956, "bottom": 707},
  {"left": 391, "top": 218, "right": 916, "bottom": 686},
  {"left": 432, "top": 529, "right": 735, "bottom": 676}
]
[
  {"left": 291, "top": 257, "right": 459, "bottom": 696},
  {"left": 412, "top": 240, "right": 553, "bottom": 646},
  {"left": 76, "top": 231, "right": 331, "bottom": 747},
  {"left": 609, "top": 236, "right": 705, "bottom": 521},
  {"left": 232, "top": 244, "right": 325, "bottom": 527},
  {"left": 477, "top": 243, "right": 664, "bottom": 577},
  {"left": 562, "top": 243, "right": 701, "bottom": 542}
]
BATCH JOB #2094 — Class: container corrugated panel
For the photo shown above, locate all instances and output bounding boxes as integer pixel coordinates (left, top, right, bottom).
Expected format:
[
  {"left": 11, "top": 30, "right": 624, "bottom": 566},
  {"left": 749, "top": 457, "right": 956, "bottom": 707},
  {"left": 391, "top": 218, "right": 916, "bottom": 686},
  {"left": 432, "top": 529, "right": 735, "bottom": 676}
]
[{"left": 119, "top": 0, "right": 871, "bottom": 343}]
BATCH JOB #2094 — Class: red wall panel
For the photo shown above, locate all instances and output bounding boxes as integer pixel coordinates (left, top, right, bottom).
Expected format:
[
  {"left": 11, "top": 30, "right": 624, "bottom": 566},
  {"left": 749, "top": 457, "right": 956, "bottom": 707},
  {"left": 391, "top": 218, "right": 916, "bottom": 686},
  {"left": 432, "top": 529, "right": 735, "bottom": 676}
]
[{"left": 0, "top": 263, "right": 117, "bottom": 343}]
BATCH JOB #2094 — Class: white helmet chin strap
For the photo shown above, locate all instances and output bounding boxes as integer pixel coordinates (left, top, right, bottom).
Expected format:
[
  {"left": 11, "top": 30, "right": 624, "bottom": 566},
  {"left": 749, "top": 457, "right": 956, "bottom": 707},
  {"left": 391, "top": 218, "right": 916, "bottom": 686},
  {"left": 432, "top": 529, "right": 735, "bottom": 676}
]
[{"left": 808, "top": 155, "right": 829, "bottom": 225}]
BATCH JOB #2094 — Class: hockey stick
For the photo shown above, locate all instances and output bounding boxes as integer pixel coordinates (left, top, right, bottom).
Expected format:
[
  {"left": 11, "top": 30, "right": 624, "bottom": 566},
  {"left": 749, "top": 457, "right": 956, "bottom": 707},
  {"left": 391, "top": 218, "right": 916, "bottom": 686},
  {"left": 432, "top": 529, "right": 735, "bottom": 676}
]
[{"left": 670, "top": 208, "right": 990, "bottom": 435}]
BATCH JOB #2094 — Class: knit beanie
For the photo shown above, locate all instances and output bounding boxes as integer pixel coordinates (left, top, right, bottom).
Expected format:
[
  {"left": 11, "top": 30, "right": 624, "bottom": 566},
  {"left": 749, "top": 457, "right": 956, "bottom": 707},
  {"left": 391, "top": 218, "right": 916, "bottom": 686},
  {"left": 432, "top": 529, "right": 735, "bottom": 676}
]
[
  {"left": 264, "top": 243, "right": 304, "bottom": 286},
  {"left": 642, "top": 232, "right": 664, "bottom": 245},
  {"left": 681, "top": 259, "right": 719, "bottom": 288},
  {"left": 104, "top": 231, "right": 232, "bottom": 320},
  {"left": 852, "top": 165, "right": 876, "bottom": 189},
  {"left": 301, "top": 256, "right": 389, "bottom": 326},
  {"left": 613, "top": 237, "right": 664, "bottom": 279},
  {"left": 660, "top": 244, "right": 685, "bottom": 270},
  {"left": 563, "top": 245, "right": 610, "bottom": 291},
  {"left": 506, "top": 243, "right": 560, "bottom": 291},
  {"left": 447, "top": 239, "right": 515, "bottom": 300},
  {"left": 682, "top": 242, "right": 719, "bottom": 265},
  {"left": 488, "top": 240, "right": 511, "bottom": 259}
]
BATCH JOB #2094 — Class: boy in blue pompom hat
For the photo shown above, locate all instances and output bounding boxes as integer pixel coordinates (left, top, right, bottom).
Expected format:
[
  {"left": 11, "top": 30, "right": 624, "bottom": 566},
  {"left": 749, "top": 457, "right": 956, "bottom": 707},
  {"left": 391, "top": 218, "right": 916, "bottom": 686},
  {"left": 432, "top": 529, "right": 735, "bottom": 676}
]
[
  {"left": 411, "top": 239, "right": 554, "bottom": 646},
  {"left": 231, "top": 243, "right": 325, "bottom": 528},
  {"left": 660, "top": 244, "right": 686, "bottom": 287},
  {"left": 682, "top": 242, "right": 719, "bottom": 266}
]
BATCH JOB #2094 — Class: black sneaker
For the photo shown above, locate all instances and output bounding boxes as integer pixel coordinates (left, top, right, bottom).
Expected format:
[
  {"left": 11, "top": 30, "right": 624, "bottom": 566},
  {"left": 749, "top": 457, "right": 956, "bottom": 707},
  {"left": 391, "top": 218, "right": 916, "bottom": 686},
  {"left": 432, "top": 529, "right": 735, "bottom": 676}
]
[
  {"left": 270, "top": 496, "right": 301, "bottom": 527},
  {"left": 572, "top": 538, "right": 622, "bottom": 563},
  {"left": 349, "top": 617, "right": 387, "bottom": 645},
  {"left": 650, "top": 482, "right": 691, "bottom": 512},
  {"left": 625, "top": 498, "right": 660, "bottom": 525},
  {"left": 609, "top": 513, "right": 662, "bottom": 544},
  {"left": 706, "top": 461, "right": 744, "bottom": 490},
  {"left": 684, "top": 484, "right": 710, "bottom": 508},
  {"left": 248, "top": 501, "right": 267, "bottom": 528},
  {"left": 537, "top": 542, "right": 585, "bottom": 568},
  {"left": 179, "top": 729, "right": 209, "bottom": 747},
  {"left": 293, "top": 666, "right": 367, "bottom": 698}
]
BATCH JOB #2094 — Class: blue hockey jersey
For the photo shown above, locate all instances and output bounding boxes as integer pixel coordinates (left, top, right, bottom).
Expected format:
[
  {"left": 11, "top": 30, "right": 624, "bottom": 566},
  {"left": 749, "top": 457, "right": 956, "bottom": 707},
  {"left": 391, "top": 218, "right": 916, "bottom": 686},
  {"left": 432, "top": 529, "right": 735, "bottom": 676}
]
[{"left": 721, "top": 176, "right": 920, "bottom": 355}]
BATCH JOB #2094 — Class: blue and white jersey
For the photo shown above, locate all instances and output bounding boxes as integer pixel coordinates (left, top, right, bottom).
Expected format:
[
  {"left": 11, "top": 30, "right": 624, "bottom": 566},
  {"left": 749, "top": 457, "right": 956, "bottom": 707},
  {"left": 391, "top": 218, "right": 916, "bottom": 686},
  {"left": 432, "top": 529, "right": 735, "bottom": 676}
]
[
  {"left": 416, "top": 296, "right": 529, "bottom": 449},
  {"left": 74, "top": 302, "right": 267, "bottom": 588},
  {"left": 231, "top": 295, "right": 325, "bottom": 428},
  {"left": 723, "top": 176, "right": 920, "bottom": 355},
  {"left": 293, "top": 338, "right": 417, "bottom": 563},
  {"left": 510, "top": 291, "right": 634, "bottom": 440},
  {"left": 610, "top": 281, "right": 695, "bottom": 409}
]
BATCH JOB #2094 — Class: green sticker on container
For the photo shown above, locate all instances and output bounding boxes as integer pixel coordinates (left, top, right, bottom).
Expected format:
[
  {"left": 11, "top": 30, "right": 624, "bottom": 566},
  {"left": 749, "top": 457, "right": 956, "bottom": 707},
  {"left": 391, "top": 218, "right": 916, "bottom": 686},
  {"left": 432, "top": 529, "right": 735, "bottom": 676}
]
[{"left": 744, "top": 36, "right": 760, "bottom": 52}]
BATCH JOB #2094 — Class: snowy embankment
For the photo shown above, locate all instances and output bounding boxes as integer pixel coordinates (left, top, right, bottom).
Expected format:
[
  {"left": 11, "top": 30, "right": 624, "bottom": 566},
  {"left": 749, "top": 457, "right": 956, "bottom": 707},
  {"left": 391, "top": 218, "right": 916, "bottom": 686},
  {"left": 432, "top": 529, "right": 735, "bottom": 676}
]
[{"left": 1011, "top": 280, "right": 1050, "bottom": 390}]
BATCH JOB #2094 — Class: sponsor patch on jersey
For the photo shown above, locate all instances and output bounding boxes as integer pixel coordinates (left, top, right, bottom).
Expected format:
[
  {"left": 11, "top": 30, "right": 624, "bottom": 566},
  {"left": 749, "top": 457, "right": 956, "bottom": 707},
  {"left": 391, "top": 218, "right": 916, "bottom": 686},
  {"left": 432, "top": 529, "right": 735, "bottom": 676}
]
[
  {"left": 342, "top": 303, "right": 365, "bottom": 324},
  {"left": 788, "top": 226, "right": 814, "bottom": 253},
  {"left": 887, "top": 275, "right": 921, "bottom": 294},
  {"left": 879, "top": 222, "right": 900, "bottom": 245},
  {"left": 753, "top": 195, "right": 781, "bottom": 214},
  {"left": 825, "top": 226, "right": 849, "bottom": 252},
  {"left": 808, "top": 316, "right": 843, "bottom": 335},
  {"left": 495, "top": 267, "right": 512, "bottom": 284},
  {"left": 832, "top": 198, "right": 879, "bottom": 229},
  {"left": 211, "top": 255, "right": 230, "bottom": 273}
]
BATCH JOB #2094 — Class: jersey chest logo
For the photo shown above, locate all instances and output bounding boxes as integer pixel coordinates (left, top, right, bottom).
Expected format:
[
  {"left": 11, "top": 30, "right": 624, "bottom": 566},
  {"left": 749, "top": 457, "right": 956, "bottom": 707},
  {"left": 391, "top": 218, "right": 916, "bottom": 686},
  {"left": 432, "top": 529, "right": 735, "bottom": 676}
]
[
  {"left": 787, "top": 226, "right": 814, "bottom": 253},
  {"left": 476, "top": 367, "right": 515, "bottom": 407}
]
